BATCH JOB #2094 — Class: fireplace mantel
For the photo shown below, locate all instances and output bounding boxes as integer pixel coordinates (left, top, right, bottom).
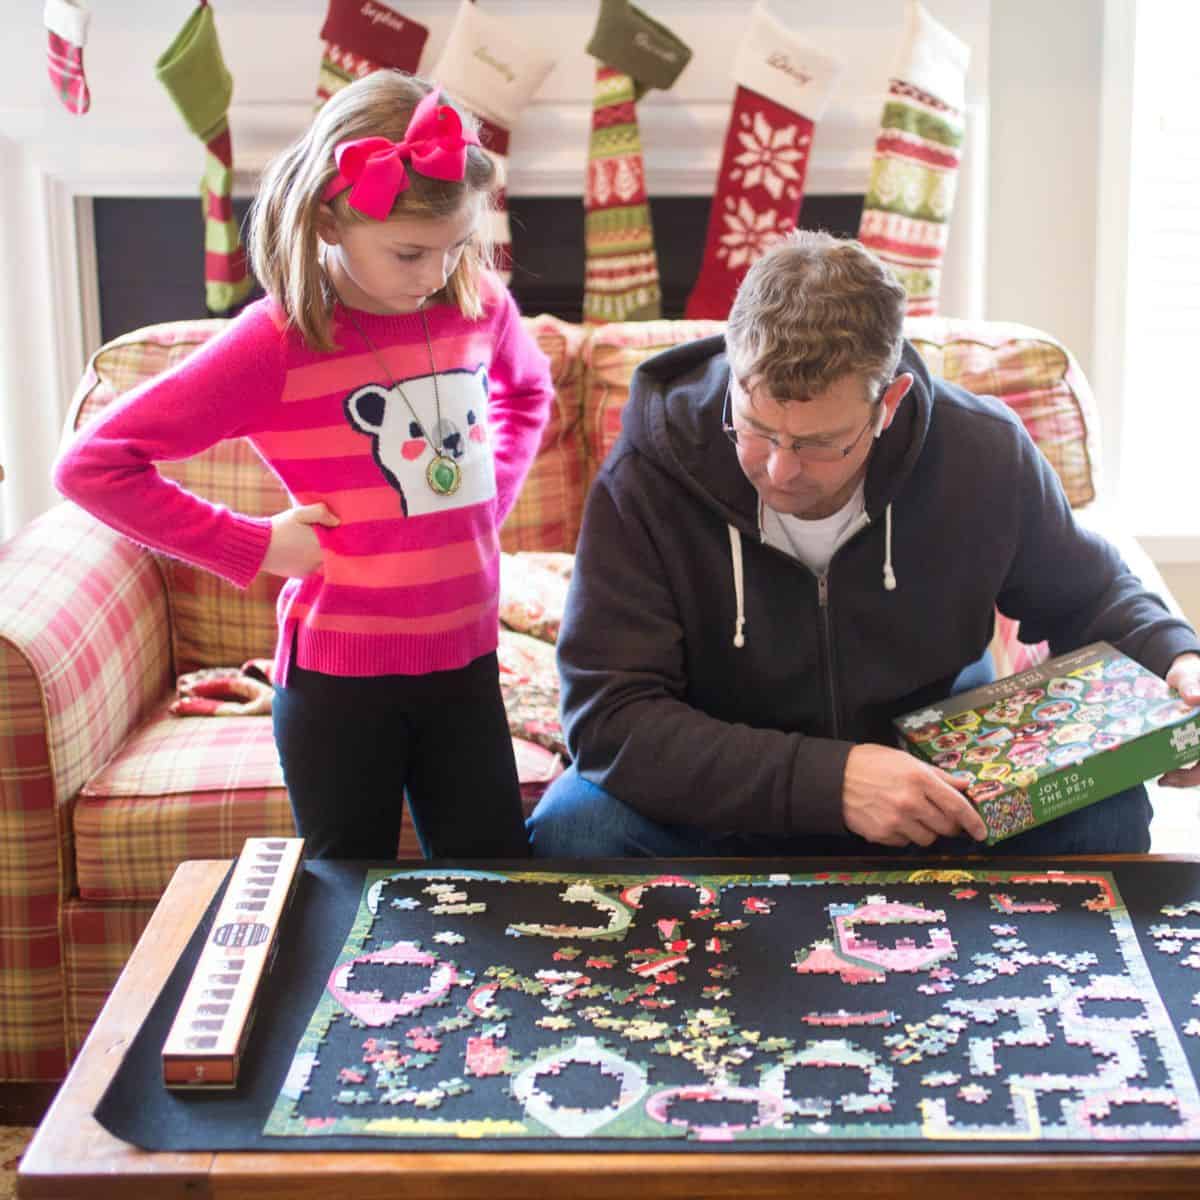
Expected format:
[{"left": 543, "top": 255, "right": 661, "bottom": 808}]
[{"left": 0, "top": 0, "right": 990, "bottom": 535}]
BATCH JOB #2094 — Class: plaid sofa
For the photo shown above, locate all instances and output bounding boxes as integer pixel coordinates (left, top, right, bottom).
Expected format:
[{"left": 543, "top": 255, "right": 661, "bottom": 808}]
[{"left": 0, "top": 314, "right": 1172, "bottom": 1082}]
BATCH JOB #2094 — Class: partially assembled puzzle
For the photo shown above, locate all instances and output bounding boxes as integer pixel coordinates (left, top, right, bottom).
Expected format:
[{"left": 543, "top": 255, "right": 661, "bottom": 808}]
[{"left": 263, "top": 865, "right": 1200, "bottom": 1147}]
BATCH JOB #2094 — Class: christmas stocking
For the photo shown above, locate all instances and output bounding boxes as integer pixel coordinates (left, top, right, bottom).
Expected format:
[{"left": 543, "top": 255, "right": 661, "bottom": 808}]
[
  {"left": 44, "top": 0, "right": 91, "bottom": 115},
  {"left": 685, "top": 4, "right": 842, "bottom": 320},
  {"left": 857, "top": 0, "right": 969, "bottom": 316},
  {"left": 156, "top": 3, "right": 253, "bottom": 317},
  {"left": 433, "top": 0, "right": 555, "bottom": 283},
  {"left": 315, "top": 0, "right": 428, "bottom": 109},
  {"left": 583, "top": 0, "right": 691, "bottom": 324}
]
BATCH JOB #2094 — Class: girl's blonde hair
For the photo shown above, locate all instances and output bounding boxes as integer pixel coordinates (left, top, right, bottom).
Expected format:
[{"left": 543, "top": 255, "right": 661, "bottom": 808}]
[{"left": 248, "top": 71, "right": 498, "bottom": 352}]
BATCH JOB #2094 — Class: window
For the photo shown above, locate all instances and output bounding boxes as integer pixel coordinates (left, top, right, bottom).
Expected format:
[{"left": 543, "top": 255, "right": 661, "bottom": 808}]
[{"left": 1117, "top": 1, "right": 1200, "bottom": 539}]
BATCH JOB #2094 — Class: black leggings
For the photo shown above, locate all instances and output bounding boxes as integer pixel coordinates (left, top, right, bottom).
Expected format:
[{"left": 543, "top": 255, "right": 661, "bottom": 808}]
[{"left": 272, "top": 652, "right": 529, "bottom": 860}]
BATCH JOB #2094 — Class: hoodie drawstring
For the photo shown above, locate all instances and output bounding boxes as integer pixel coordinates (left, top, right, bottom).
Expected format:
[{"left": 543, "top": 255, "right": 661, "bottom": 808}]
[
  {"left": 729, "top": 501, "right": 895, "bottom": 648},
  {"left": 728, "top": 525, "right": 746, "bottom": 648},
  {"left": 883, "top": 502, "right": 897, "bottom": 591}
]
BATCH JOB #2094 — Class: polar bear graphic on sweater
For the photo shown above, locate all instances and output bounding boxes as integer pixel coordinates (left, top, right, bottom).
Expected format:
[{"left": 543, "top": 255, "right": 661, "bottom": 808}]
[{"left": 344, "top": 366, "right": 495, "bottom": 517}]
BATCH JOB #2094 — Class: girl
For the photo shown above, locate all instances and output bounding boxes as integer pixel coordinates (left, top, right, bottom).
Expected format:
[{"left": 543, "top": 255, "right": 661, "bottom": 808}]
[{"left": 54, "top": 72, "right": 554, "bottom": 860}]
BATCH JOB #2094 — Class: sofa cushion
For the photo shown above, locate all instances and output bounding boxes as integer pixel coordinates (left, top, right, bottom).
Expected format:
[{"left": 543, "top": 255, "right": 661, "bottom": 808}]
[
  {"left": 75, "top": 695, "right": 558, "bottom": 899},
  {"left": 73, "top": 320, "right": 287, "bottom": 676},
  {"left": 582, "top": 319, "right": 726, "bottom": 482},
  {"left": 904, "top": 318, "right": 1104, "bottom": 671},
  {"left": 498, "top": 629, "right": 566, "bottom": 759},
  {"left": 75, "top": 700, "right": 294, "bottom": 900},
  {"left": 499, "top": 316, "right": 589, "bottom": 554},
  {"left": 499, "top": 551, "right": 572, "bottom": 643},
  {"left": 904, "top": 317, "right": 1099, "bottom": 508}
]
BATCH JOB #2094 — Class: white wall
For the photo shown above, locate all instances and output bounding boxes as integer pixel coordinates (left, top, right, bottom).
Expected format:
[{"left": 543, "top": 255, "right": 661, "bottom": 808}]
[{"left": 986, "top": 0, "right": 1102, "bottom": 381}]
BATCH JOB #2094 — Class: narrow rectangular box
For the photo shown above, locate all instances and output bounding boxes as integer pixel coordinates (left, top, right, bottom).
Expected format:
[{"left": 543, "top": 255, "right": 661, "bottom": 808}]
[
  {"left": 162, "top": 836, "right": 304, "bottom": 1088},
  {"left": 894, "top": 642, "right": 1200, "bottom": 843}
]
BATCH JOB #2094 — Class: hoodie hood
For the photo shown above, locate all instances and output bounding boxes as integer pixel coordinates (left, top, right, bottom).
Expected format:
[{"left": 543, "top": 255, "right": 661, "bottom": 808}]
[{"left": 618, "top": 333, "right": 936, "bottom": 530}]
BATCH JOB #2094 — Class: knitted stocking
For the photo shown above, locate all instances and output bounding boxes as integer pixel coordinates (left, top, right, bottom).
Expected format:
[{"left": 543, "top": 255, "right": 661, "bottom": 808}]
[
  {"left": 857, "top": 0, "right": 969, "bottom": 317},
  {"left": 44, "top": 0, "right": 91, "bottom": 115},
  {"left": 583, "top": 0, "right": 691, "bottom": 325},
  {"left": 315, "top": 0, "right": 428, "bottom": 109},
  {"left": 432, "top": 0, "right": 555, "bottom": 283},
  {"left": 156, "top": 5, "right": 253, "bottom": 318},
  {"left": 685, "top": 4, "right": 842, "bottom": 320}
]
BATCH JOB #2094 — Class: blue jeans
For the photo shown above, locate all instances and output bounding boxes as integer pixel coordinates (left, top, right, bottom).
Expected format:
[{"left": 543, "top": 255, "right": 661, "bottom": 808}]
[
  {"left": 528, "top": 650, "right": 1152, "bottom": 859},
  {"left": 526, "top": 768, "right": 1152, "bottom": 858}
]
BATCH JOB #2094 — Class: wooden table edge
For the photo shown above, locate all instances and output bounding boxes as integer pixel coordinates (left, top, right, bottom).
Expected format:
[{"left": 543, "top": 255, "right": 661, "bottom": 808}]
[
  {"left": 18, "top": 859, "right": 227, "bottom": 1197},
  {"left": 18, "top": 854, "right": 1200, "bottom": 1199}
]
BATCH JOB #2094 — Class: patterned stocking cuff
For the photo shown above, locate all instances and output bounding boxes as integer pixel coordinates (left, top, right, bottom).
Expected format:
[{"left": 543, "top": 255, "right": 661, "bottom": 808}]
[{"left": 319, "top": 0, "right": 428, "bottom": 70}]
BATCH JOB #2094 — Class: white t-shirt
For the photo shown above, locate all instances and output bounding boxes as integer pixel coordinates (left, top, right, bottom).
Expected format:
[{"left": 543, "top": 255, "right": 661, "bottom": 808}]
[{"left": 761, "top": 482, "right": 867, "bottom": 574}]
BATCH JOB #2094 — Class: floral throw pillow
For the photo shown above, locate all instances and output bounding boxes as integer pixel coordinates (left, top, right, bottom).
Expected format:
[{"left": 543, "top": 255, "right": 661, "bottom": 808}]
[
  {"left": 498, "top": 552, "right": 573, "bottom": 644},
  {"left": 497, "top": 628, "right": 567, "bottom": 759}
]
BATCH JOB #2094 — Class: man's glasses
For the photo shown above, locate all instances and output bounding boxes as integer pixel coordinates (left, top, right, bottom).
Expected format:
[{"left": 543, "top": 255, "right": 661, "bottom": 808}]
[{"left": 721, "top": 384, "right": 879, "bottom": 465}]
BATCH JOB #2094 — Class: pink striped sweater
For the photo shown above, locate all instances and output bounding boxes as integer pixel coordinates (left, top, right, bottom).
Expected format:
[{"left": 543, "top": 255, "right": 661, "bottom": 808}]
[{"left": 54, "top": 281, "right": 554, "bottom": 683}]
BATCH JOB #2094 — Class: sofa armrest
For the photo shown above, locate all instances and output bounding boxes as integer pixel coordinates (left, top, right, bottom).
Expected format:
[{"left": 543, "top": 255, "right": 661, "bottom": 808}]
[
  {"left": 0, "top": 503, "right": 174, "bottom": 804},
  {"left": 0, "top": 502, "right": 173, "bottom": 1079}
]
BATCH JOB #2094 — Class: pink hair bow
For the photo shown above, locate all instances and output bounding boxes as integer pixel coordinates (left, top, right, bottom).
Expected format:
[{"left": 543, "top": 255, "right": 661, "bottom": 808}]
[{"left": 322, "top": 89, "right": 481, "bottom": 220}]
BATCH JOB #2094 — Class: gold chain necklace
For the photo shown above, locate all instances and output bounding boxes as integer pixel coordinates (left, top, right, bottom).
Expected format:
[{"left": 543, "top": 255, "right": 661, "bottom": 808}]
[{"left": 341, "top": 304, "right": 463, "bottom": 497}]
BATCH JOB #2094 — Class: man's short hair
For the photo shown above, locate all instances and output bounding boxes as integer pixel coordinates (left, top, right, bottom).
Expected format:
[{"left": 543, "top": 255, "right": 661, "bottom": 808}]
[{"left": 725, "top": 230, "right": 907, "bottom": 403}]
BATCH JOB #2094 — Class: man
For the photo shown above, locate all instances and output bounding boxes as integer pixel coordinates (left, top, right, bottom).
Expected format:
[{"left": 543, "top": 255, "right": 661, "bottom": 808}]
[{"left": 528, "top": 231, "right": 1200, "bottom": 857}]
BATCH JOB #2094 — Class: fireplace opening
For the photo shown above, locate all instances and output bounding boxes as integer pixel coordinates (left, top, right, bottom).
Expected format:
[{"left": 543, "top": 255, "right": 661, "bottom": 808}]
[{"left": 94, "top": 194, "right": 864, "bottom": 339}]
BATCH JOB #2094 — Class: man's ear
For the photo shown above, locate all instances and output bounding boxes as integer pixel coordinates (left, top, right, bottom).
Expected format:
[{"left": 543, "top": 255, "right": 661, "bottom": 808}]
[
  {"left": 315, "top": 203, "right": 341, "bottom": 247},
  {"left": 875, "top": 371, "right": 914, "bottom": 438}
]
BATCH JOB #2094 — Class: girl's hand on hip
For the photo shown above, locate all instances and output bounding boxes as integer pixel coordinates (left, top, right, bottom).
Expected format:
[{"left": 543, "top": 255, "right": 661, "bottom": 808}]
[{"left": 261, "top": 503, "right": 340, "bottom": 578}]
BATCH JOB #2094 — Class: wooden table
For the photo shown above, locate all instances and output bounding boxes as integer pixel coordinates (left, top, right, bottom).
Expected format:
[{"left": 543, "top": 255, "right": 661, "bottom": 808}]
[{"left": 18, "top": 857, "right": 1200, "bottom": 1199}]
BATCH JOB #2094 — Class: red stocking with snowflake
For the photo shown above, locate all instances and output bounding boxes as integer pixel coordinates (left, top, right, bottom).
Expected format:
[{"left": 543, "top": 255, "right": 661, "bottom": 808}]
[
  {"left": 315, "top": 0, "right": 428, "bottom": 108},
  {"left": 685, "top": 4, "right": 842, "bottom": 320}
]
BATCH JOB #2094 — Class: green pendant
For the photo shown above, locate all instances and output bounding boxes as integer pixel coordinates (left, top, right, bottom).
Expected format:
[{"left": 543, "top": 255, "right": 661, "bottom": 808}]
[{"left": 426, "top": 454, "right": 462, "bottom": 496}]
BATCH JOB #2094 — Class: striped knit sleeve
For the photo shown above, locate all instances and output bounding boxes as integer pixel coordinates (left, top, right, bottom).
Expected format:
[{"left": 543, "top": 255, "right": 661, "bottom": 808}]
[
  {"left": 485, "top": 286, "right": 554, "bottom": 524},
  {"left": 52, "top": 302, "right": 286, "bottom": 589}
]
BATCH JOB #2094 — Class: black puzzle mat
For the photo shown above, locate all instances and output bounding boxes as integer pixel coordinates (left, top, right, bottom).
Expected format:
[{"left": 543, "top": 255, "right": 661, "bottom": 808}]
[{"left": 95, "top": 858, "right": 1200, "bottom": 1153}]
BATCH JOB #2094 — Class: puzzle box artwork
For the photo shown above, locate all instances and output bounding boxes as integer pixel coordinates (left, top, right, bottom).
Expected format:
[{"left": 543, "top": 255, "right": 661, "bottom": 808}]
[
  {"left": 895, "top": 642, "right": 1200, "bottom": 843},
  {"left": 261, "top": 864, "right": 1200, "bottom": 1150}
]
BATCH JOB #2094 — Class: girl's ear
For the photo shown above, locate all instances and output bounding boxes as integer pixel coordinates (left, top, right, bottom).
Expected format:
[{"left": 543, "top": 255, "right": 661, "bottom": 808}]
[{"left": 316, "top": 203, "right": 341, "bottom": 247}]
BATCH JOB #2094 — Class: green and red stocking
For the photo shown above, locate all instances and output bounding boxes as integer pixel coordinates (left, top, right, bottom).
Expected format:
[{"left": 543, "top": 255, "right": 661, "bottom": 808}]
[
  {"left": 583, "top": 0, "right": 691, "bottom": 324},
  {"left": 156, "top": 3, "right": 253, "bottom": 317},
  {"left": 857, "top": 0, "right": 969, "bottom": 317}
]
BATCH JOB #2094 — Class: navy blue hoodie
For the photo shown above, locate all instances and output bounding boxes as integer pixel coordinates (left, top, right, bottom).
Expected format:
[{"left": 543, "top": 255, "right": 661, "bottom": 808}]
[{"left": 556, "top": 335, "right": 1199, "bottom": 837}]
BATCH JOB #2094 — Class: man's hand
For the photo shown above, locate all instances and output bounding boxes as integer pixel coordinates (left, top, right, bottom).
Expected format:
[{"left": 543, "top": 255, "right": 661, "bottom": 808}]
[
  {"left": 843, "top": 743, "right": 988, "bottom": 847},
  {"left": 260, "top": 503, "right": 340, "bottom": 578},
  {"left": 1160, "top": 652, "right": 1200, "bottom": 788}
]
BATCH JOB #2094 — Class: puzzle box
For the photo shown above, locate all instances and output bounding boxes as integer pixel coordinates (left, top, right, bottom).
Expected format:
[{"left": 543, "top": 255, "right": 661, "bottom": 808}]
[{"left": 894, "top": 642, "right": 1200, "bottom": 843}]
